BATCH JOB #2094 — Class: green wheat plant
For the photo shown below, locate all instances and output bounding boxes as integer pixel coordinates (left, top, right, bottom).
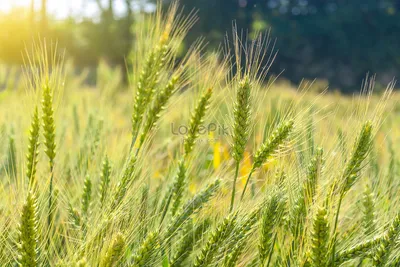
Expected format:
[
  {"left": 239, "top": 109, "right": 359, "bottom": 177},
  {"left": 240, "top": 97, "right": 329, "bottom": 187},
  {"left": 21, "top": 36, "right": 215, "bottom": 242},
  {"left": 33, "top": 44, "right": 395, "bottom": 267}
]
[
  {"left": 100, "top": 233, "right": 126, "bottom": 267},
  {"left": 17, "top": 192, "right": 39, "bottom": 267},
  {"left": 241, "top": 119, "right": 294, "bottom": 200},
  {"left": 309, "top": 206, "right": 330, "bottom": 267},
  {"left": 42, "top": 83, "right": 57, "bottom": 229},
  {"left": 230, "top": 77, "right": 252, "bottom": 212}
]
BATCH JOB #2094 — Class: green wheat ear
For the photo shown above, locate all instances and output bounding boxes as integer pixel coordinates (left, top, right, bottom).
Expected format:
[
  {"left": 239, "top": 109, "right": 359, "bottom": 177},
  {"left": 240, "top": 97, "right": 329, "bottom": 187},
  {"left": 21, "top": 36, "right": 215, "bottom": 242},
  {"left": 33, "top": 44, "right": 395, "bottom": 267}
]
[
  {"left": 138, "top": 75, "right": 180, "bottom": 148},
  {"left": 341, "top": 121, "right": 373, "bottom": 194},
  {"left": 26, "top": 106, "right": 40, "bottom": 187},
  {"left": 309, "top": 207, "right": 329, "bottom": 267},
  {"left": 362, "top": 185, "right": 375, "bottom": 235},
  {"left": 131, "top": 38, "right": 169, "bottom": 146},
  {"left": 231, "top": 77, "right": 251, "bottom": 163},
  {"left": 371, "top": 213, "right": 400, "bottom": 266},
  {"left": 100, "top": 233, "right": 125, "bottom": 267},
  {"left": 170, "top": 219, "right": 211, "bottom": 267},
  {"left": 259, "top": 192, "right": 286, "bottom": 265},
  {"left": 170, "top": 159, "right": 187, "bottom": 217},
  {"left": 131, "top": 231, "right": 159, "bottom": 267},
  {"left": 161, "top": 88, "right": 213, "bottom": 220},
  {"left": 335, "top": 235, "right": 382, "bottom": 265},
  {"left": 99, "top": 155, "right": 112, "bottom": 207},
  {"left": 253, "top": 119, "right": 294, "bottom": 169},
  {"left": 241, "top": 119, "right": 294, "bottom": 200},
  {"left": 223, "top": 209, "right": 262, "bottom": 267},
  {"left": 17, "top": 192, "right": 39, "bottom": 267},
  {"left": 165, "top": 178, "right": 220, "bottom": 239},
  {"left": 223, "top": 194, "right": 274, "bottom": 267},
  {"left": 42, "top": 83, "right": 56, "bottom": 172},
  {"left": 68, "top": 204, "right": 82, "bottom": 229},
  {"left": 111, "top": 153, "right": 137, "bottom": 209},
  {"left": 230, "top": 77, "right": 252, "bottom": 211},
  {"left": 290, "top": 147, "right": 324, "bottom": 238},
  {"left": 223, "top": 241, "right": 245, "bottom": 267},
  {"left": 184, "top": 87, "right": 213, "bottom": 158},
  {"left": 81, "top": 175, "right": 92, "bottom": 217},
  {"left": 42, "top": 83, "right": 56, "bottom": 228},
  {"left": 304, "top": 147, "right": 324, "bottom": 199},
  {"left": 331, "top": 121, "right": 373, "bottom": 263},
  {"left": 194, "top": 213, "right": 238, "bottom": 267}
]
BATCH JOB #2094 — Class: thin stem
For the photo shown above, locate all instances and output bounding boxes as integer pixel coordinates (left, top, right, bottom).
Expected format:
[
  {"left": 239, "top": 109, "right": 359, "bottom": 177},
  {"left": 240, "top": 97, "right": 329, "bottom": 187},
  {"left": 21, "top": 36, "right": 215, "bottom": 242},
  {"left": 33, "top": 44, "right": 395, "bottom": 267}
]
[
  {"left": 130, "top": 132, "right": 138, "bottom": 152},
  {"left": 160, "top": 189, "right": 174, "bottom": 226},
  {"left": 48, "top": 167, "right": 54, "bottom": 227},
  {"left": 230, "top": 161, "right": 240, "bottom": 212},
  {"left": 331, "top": 191, "right": 344, "bottom": 265},
  {"left": 240, "top": 167, "right": 255, "bottom": 201},
  {"left": 333, "top": 193, "right": 344, "bottom": 232},
  {"left": 47, "top": 168, "right": 54, "bottom": 248},
  {"left": 266, "top": 232, "right": 278, "bottom": 267}
]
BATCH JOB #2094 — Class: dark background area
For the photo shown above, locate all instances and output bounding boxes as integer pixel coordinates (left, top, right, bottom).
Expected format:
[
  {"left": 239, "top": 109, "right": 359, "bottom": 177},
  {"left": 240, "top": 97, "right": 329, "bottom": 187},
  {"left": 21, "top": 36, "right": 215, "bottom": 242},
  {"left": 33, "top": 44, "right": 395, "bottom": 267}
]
[{"left": 1, "top": 0, "right": 400, "bottom": 92}]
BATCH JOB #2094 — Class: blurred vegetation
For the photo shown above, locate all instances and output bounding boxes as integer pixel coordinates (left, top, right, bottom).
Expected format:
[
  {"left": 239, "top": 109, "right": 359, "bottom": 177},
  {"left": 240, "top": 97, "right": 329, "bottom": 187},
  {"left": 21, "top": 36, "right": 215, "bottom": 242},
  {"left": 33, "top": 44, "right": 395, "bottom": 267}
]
[{"left": 1, "top": 0, "right": 400, "bottom": 92}]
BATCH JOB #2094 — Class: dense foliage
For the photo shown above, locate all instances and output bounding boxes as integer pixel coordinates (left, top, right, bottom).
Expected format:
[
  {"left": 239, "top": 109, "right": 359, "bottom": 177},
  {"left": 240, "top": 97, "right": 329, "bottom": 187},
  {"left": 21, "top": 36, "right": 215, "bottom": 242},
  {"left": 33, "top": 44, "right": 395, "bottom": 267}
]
[{"left": 173, "top": 0, "right": 400, "bottom": 91}]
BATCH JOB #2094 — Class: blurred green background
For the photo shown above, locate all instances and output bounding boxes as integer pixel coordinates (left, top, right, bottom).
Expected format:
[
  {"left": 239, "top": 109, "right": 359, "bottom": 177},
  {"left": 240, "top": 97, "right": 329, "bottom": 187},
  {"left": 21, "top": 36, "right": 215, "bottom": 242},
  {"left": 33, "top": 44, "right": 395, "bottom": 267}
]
[{"left": 1, "top": 0, "right": 400, "bottom": 92}]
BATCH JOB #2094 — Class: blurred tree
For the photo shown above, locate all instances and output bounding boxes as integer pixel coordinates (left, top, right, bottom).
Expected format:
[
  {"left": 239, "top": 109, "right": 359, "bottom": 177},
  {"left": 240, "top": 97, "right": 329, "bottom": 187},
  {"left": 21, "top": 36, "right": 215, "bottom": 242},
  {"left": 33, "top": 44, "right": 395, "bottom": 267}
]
[
  {"left": 0, "top": 9, "right": 31, "bottom": 64},
  {"left": 163, "top": 0, "right": 400, "bottom": 92},
  {"left": 86, "top": 0, "right": 134, "bottom": 66},
  {"left": 30, "top": 0, "right": 35, "bottom": 31},
  {"left": 0, "top": 0, "right": 399, "bottom": 91},
  {"left": 41, "top": 0, "right": 47, "bottom": 35}
]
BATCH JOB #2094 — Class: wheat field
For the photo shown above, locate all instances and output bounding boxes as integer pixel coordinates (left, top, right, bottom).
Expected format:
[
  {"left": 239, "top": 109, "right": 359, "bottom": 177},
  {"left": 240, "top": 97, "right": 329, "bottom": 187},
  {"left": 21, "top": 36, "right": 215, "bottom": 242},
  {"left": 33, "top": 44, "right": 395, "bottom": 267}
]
[{"left": 1, "top": 1, "right": 400, "bottom": 266}]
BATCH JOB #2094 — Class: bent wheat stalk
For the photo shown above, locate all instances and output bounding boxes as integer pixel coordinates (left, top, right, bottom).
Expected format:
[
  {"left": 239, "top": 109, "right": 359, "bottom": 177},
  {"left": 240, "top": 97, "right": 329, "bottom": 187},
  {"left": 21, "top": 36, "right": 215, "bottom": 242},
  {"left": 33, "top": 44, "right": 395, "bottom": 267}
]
[{"left": 241, "top": 119, "right": 294, "bottom": 200}]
